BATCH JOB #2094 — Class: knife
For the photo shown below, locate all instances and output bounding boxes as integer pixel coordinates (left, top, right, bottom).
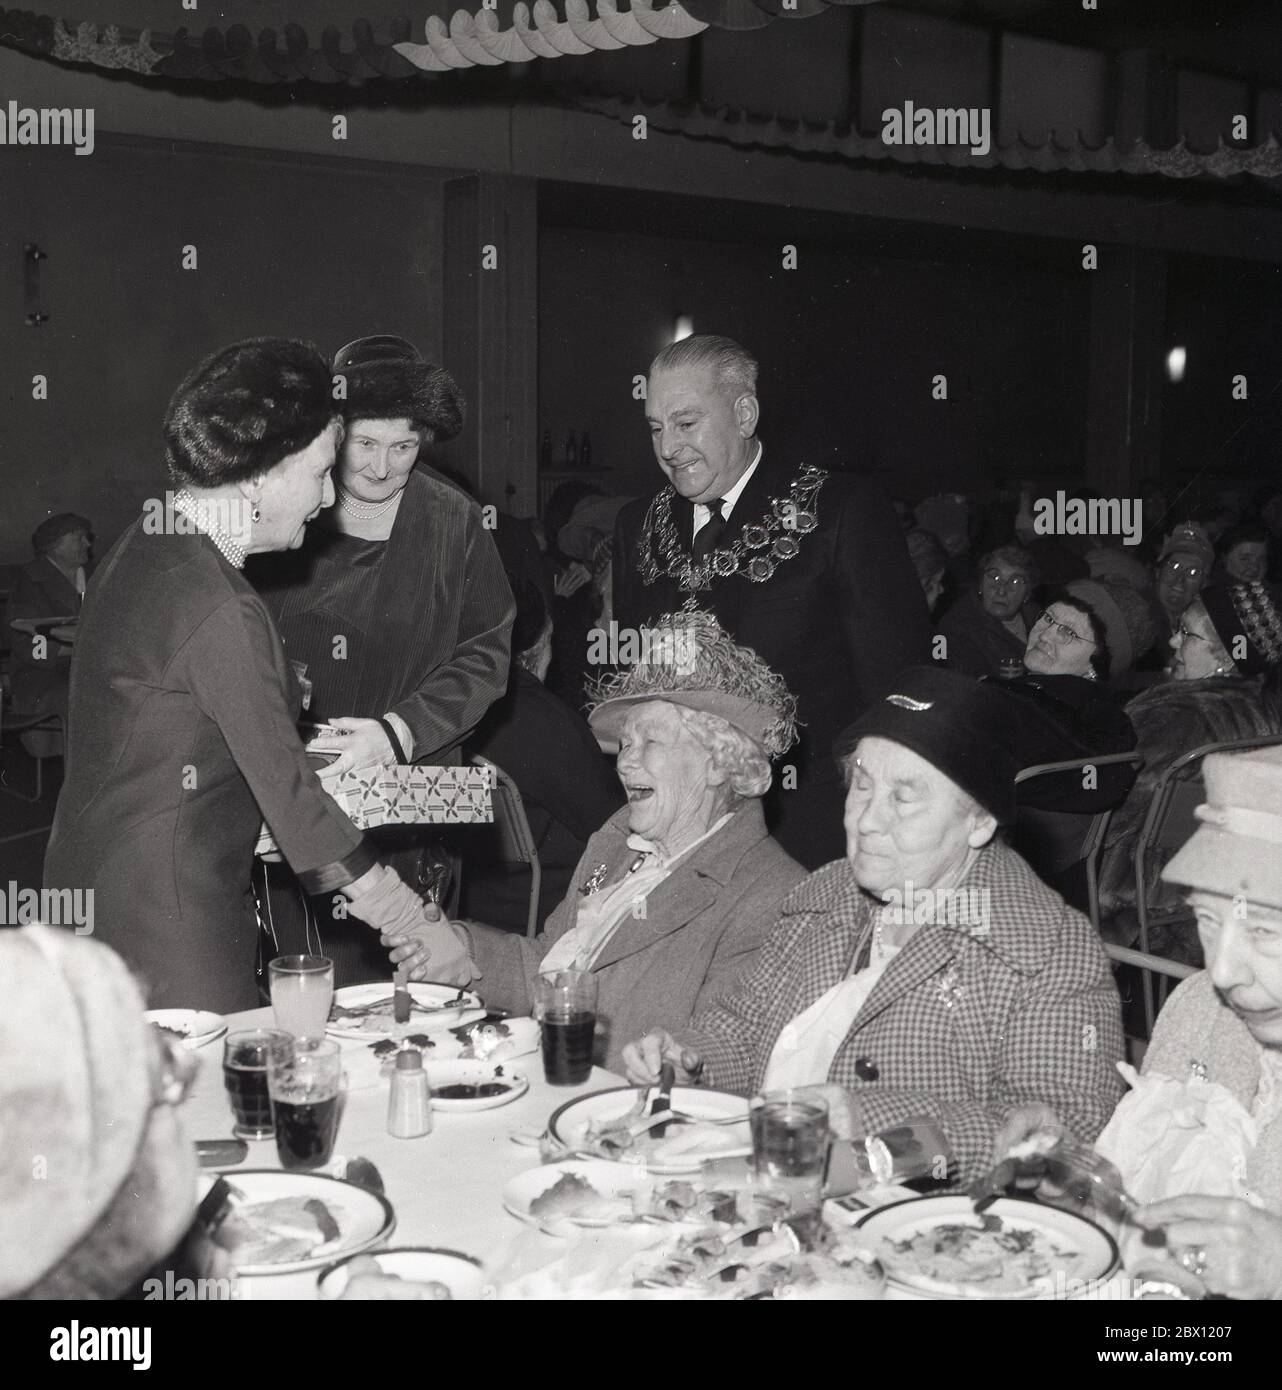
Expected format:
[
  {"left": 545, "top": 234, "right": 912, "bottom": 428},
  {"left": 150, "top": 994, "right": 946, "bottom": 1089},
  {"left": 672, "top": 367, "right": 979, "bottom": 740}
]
[
  {"left": 393, "top": 965, "right": 412, "bottom": 1024},
  {"left": 649, "top": 1061, "right": 675, "bottom": 1140},
  {"left": 195, "top": 1139, "right": 248, "bottom": 1168}
]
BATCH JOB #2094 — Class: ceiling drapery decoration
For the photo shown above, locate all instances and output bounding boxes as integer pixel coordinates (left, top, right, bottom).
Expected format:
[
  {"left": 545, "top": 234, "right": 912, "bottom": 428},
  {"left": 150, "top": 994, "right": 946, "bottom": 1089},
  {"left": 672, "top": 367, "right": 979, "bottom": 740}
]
[
  {"left": 0, "top": 3, "right": 717, "bottom": 81},
  {"left": 564, "top": 90, "right": 1282, "bottom": 180}
]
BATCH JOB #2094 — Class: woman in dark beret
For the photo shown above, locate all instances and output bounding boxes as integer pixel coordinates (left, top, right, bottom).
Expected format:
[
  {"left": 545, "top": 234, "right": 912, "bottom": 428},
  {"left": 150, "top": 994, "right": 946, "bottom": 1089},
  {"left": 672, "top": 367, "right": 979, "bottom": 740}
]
[
  {"left": 44, "top": 339, "right": 462, "bottom": 1011},
  {"left": 250, "top": 336, "right": 514, "bottom": 983}
]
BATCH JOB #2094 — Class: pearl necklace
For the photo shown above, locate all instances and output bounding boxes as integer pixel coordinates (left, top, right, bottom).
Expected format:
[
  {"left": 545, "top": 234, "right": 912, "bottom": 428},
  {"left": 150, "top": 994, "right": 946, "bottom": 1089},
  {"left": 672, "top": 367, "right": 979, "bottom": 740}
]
[
  {"left": 172, "top": 490, "right": 247, "bottom": 569},
  {"left": 336, "top": 483, "right": 403, "bottom": 519}
]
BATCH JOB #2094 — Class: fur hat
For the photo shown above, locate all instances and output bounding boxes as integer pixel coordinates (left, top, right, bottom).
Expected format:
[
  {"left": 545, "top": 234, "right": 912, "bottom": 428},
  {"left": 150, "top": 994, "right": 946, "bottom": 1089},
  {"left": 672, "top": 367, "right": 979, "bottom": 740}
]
[
  {"left": 164, "top": 337, "right": 336, "bottom": 487},
  {"left": 1065, "top": 576, "right": 1158, "bottom": 673},
  {"left": 837, "top": 666, "right": 1022, "bottom": 824},
  {"left": 1158, "top": 520, "right": 1215, "bottom": 575},
  {"left": 0, "top": 926, "right": 155, "bottom": 1298},
  {"left": 1200, "top": 582, "right": 1282, "bottom": 676},
  {"left": 1164, "top": 745, "right": 1282, "bottom": 908},
  {"left": 588, "top": 610, "right": 798, "bottom": 758},
  {"left": 332, "top": 335, "right": 464, "bottom": 442}
]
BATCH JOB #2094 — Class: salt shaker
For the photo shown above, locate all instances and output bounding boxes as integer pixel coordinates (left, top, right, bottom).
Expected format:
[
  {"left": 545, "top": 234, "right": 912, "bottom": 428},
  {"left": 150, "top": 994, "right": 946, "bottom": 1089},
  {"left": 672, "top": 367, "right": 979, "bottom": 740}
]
[{"left": 387, "top": 1046, "right": 432, "bottom": 1138}]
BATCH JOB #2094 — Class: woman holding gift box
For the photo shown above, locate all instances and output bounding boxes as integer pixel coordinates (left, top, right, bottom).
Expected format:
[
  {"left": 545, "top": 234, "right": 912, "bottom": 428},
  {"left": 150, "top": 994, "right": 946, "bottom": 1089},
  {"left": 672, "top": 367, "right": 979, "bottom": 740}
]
[
  {"left": 43, "top": 340, "right": 467, "bottom": 1012},
  {"left": 250, "top": 335, "right": 515, "bottom": 984}
]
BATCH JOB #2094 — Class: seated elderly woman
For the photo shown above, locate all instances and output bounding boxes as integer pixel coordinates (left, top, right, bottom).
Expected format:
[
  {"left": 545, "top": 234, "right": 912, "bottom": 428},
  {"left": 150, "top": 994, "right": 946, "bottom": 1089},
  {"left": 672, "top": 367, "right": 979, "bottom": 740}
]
[
  {"left": 385, "top": 612, "right": 807, "bottom": 1072},
  {"left": 1098, "top": 581, "right": 1282, "bottom": 959},
  {"left": 621, "top": 665, "right": 1125, "bottom": 1187},
  {"left": 936, "top": 543, "right": 1038, "bottom": 677},
  {"left": 997, "top": 746, "right": 1282, "bottom": 1300},
  {"left": 995, "top": 580, "right": 1142, "bottom": 816}
]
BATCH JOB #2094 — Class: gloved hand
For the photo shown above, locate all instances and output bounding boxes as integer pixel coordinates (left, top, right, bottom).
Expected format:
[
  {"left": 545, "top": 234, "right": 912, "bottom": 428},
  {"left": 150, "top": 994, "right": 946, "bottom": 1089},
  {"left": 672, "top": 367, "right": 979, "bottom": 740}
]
[
  {"left": 343, "top": 865, "right": 435, "bottom": 942},
  {"left": 380, "top": 901, "right": 474, "bottom": 987}
]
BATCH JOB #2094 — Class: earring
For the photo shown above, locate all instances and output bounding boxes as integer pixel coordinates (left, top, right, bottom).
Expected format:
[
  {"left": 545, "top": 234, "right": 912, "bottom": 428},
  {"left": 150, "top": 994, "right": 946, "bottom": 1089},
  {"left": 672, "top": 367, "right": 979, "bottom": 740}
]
[{"left": 251, "top": 505, "right": 261, "bottom": 523}]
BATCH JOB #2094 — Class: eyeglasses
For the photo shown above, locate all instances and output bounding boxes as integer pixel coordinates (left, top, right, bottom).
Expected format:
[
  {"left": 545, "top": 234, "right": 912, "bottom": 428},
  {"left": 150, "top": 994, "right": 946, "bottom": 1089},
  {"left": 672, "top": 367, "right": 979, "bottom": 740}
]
[
  {"left": 148, "top": 1026, "right": 201, "bottom": 1109},
  {"left": 983, "top": 569, "right": 1027, "bottom": 588},
  {"left": 1175, "top": 624, "right": 1207, "bottom": 643},
  {"left": 1161, "top": 559, "right": 1203, "bottom": 580},
  {"left": 1034, "top": 611, "right": 1096, "bottom": 646}
]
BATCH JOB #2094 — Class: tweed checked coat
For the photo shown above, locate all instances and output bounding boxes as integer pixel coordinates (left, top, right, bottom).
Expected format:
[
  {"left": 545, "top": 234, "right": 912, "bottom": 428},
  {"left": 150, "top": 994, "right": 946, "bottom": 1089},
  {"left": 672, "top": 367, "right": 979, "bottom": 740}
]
[
  {"left": 680, "top": 838, "right": 1125, "bottom": 1185},
  {"left": 465, "top": 800, "right": 805, "bottom": 1073}
]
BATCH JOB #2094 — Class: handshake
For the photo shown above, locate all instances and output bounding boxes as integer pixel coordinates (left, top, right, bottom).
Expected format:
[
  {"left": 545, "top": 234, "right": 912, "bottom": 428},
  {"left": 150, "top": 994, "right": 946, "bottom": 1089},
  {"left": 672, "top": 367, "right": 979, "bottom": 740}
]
[{"left": 343, "top": 864, "right": 474, "bottom": 986}]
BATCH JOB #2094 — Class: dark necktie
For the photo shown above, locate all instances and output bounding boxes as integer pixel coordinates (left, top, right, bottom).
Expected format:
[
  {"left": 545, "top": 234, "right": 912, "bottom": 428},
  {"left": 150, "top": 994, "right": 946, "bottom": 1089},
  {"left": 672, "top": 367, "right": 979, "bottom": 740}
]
[{"left": 691, "top": 499, "right": 727, "bottom": 561}]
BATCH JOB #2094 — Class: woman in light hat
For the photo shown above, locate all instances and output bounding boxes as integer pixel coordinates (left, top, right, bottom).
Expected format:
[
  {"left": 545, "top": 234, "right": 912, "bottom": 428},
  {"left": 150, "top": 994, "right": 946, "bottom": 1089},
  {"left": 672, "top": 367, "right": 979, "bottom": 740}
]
[
  {"left": 623, "top": 665, "right": 1125, "bottom": 1186},
  {"left": 383, "top": 611, "right": 806, "bottom": 1073},
  {"left": 1098, "top": 581, "right": 1282, "bottom": 958},
  {"left": 997, "top": 746, "right": 1282, "bottom": 1299}
]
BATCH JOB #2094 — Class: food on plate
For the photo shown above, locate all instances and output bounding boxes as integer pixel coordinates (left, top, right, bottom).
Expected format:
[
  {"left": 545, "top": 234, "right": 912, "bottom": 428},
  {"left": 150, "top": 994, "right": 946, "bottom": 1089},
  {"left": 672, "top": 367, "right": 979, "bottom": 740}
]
[
  {"left": 151, "top": 1021, "right": 190, "bottom": 1042},
  {"left": 527, "top": 1172, "right": 632, "bottom": 1224},
  {"left": 337, "top": 1256, "right": 453, "bottom": 1301},
  {"left": 434, "top": 1080, "right": 513, "bottom": 1100},
  {"left": 880, "top": 1214, "right": 1081, "bottom": 1293},
  {"left": 219, "top": 1196, "right": 343, "bottom": 1266},
  {"left": 581, "top": 1104, "right": 749, "bottom": 1164}
]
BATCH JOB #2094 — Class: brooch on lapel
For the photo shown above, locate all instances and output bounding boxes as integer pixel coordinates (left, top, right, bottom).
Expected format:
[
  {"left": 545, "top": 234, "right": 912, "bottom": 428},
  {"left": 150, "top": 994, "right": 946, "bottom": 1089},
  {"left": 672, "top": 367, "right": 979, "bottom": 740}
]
[
  {"left": 1188, "top": 1058, "right": 1208, "bottom": 1081},
  {"left": 934, "top": 965, "right": 965, "bottom": 1011},
  {"left": 579, "top": 864, "right": 610, "bottom": 897}
]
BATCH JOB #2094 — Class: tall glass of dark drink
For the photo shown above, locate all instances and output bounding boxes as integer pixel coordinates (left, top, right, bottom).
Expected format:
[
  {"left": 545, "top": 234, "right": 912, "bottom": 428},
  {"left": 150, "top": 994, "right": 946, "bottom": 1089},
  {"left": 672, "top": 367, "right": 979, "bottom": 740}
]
[
  {"left": 750, "top": 1090, "right": 831, "bottom": 1221},
  {"left": 267, "top": 1037, "right": 343, "bottom": 1170},
  {"left": 535, "top": 970, "right": 598, "bottom": 1086},
  {"left": 223, "top": 1030, "right": 292, "bottom": 1140}
]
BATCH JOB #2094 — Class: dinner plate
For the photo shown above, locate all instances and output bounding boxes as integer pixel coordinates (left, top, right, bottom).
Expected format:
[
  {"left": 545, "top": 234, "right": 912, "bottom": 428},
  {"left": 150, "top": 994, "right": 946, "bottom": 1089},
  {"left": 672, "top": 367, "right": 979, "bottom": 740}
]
[
  {"left": 426, "top": 1059, "right": 529, "bottom": 1111},
  {"left": 145, "top": 1009, "right": 228, "bottom": 1050},
  {"left": 502, "top": 1160, "right": 646, "bottom": 1227},
  {"left": 548, "top": 1085, "right": 753, "bottom": 1174},
  {"left": 326, "top": 982, "right": 484, "bottom": 1041},
  {"left": 317, "top": 1247, "right": 488, "bottom": 1300},
  {"left": 211, "top": 1170, "right": 395, "bottom": 1277},
  {"left": 854, "top": 1194, "right": 1119, "bottom": 1300}
]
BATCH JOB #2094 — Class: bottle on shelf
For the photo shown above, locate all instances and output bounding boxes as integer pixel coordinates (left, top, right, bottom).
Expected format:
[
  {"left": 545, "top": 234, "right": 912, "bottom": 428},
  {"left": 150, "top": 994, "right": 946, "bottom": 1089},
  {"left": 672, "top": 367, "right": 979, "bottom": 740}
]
[
  {"left": 565, "top": 431, "right": 578, "bottom": 469},
  {"left": 539, "top": 429, "right": 552, "bottom": 471},
  {"left": 580, "top": 431, "right": 592, "bottom": 469}
]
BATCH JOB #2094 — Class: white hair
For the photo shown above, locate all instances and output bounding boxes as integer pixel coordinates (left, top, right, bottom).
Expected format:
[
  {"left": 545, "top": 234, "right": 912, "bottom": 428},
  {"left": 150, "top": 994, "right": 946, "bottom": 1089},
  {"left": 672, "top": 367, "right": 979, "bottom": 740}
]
[
  {"left": 649, "top": 334, "right": 758, "bottom": 403},
  {"left": 676, "top": 705, "right": 772, "bottom": 801}
]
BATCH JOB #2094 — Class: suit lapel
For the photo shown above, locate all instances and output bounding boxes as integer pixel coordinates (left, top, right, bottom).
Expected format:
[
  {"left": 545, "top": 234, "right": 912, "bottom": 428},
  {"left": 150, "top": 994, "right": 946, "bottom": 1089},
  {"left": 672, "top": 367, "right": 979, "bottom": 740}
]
[
  {"left": 716, "top": 448, "right": 788, "bottom": 552},
  {"left": 590, "top": 867, "right": 718, "bottom": 971}
]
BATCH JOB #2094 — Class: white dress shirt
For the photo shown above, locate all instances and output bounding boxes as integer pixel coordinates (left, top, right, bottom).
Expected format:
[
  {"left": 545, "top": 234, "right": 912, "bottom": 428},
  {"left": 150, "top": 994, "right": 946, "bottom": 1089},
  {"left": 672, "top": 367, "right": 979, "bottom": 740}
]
[{"left": 692, "top": 441, "right": 764, "bottom": 540}]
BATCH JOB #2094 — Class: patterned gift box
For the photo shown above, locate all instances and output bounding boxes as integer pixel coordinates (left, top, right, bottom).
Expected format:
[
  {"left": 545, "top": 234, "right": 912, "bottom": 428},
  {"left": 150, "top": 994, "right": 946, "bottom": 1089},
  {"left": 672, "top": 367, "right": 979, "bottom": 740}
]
[{"left": 255, "top": 765, "right": 494, "bottom": 857}]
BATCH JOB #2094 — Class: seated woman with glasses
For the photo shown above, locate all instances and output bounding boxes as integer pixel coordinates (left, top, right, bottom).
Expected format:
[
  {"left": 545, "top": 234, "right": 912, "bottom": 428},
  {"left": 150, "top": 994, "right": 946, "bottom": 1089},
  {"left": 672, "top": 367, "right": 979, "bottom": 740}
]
[
  {"left": 936, "top": 544, "right": 1039, "bottom": 678},
  {"left": 1097, "top": 582, "right": 1282, "bottom": 961},
  {"left": 986, "top": 580, "right": 1143, "bottom": 814}
]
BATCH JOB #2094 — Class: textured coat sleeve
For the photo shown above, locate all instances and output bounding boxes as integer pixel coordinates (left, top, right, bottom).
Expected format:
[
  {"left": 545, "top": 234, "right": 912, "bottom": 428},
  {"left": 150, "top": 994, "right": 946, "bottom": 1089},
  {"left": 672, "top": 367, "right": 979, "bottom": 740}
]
[
  {"left": 681, "top": 914, "right": 805, "bottom": 1093},
  {"left": 854, "top": 921, "right": 1126, "bottom": 1185},
  {"left": 831, "top": 479, "right": 932, "bottom": 705},
  {"left": 391, "top": 513, "right": 514, "bottom": 760},
  {"left": 184, "top": 594, "right": 375, "bottom": 891}
]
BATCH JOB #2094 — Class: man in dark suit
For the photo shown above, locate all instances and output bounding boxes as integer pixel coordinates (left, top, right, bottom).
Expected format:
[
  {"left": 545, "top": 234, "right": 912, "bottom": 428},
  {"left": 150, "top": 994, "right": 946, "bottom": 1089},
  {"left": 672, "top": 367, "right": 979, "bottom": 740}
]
[{"left": 612, "top": 335, "right": 930, "bottom": 868}]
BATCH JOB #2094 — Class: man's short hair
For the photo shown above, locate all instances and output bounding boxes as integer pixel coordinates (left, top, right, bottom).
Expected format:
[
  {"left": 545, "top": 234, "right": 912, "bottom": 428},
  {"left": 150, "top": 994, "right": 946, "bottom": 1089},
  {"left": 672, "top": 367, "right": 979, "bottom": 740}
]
[{"left": 649, "top": 334, "right": 758, "bottom": 402}]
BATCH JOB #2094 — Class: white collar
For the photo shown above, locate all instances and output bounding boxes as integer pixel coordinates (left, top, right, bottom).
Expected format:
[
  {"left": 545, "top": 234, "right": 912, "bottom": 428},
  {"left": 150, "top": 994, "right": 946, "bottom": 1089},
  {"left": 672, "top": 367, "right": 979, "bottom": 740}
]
[
  {"left": 694, "top": 441, "right": 763, "bottom": 522},
  {"left": 625, "top": 812, "right": 735, "bottom": 870}
]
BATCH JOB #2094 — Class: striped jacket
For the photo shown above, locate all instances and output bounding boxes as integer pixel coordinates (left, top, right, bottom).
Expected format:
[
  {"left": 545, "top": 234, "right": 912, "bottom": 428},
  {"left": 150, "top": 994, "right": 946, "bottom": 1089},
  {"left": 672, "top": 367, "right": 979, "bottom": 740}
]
[{"left": 681, "top": 838, "right": 1125, "bottom": 1184}]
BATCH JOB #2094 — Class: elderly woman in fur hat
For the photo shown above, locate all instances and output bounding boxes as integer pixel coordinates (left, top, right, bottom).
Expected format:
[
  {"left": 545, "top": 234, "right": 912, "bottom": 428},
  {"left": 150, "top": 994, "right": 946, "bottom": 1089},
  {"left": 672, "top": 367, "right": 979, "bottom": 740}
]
[
  {"left": 997, "top": 746, "right": 1282, "bottom": 1299},
  {"left": 383, "top": 612, "right": 807, "bottom": 1073},
  {"left": 251, "top": 335, "right": 514, "bottom": 983},
  {"left": 622, "top": 666, "right": 1125, "bottom": 1187}
]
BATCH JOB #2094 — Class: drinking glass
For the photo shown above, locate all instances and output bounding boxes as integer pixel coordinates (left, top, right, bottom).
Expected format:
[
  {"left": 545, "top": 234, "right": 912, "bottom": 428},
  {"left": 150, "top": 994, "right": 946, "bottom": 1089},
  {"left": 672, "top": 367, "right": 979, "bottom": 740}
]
[
  {"left": 534, "top": 970, "right": 598, "bottom": 1086},
  {"left": 269, "top": 954, "right": 334, "bottom": 1039},
  {"left": 267, "top": 1037, "right": 343, "bottom": 1171},
  {"left": 750, "top": 1089, "right": 832, "bottom": 1219},
  {"left": 223, "top": 1029, "right": 292, "bottom": 1140}
]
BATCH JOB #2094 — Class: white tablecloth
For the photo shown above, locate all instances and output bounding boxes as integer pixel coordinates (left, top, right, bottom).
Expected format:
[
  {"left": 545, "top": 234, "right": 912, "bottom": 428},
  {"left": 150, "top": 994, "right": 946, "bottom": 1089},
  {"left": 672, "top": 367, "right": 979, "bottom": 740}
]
[{"left": 179, "top": 1005, "right": 621, "bottom": 1298}]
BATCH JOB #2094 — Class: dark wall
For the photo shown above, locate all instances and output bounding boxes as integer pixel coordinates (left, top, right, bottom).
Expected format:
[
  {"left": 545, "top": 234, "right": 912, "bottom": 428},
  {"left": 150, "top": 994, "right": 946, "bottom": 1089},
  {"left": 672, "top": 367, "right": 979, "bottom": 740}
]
[
  {"left": 1, "top": 143, "right": 447, "bottom": 559},
  {"left": 537, "top": 223, "right": 1093, "bottom": 506}
]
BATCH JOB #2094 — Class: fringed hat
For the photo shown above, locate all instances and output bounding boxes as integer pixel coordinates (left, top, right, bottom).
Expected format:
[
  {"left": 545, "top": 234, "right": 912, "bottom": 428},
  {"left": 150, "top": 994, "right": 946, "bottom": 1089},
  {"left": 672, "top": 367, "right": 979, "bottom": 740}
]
[
  {"left": 587, "top": 610, "right": 799, "bottom": 758},
  {"left": 1199, "top": 582, "right": 1282, "bottom": 677},
  {"left": 332, "top": 335, "right": 465, "bottom": 441}
]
